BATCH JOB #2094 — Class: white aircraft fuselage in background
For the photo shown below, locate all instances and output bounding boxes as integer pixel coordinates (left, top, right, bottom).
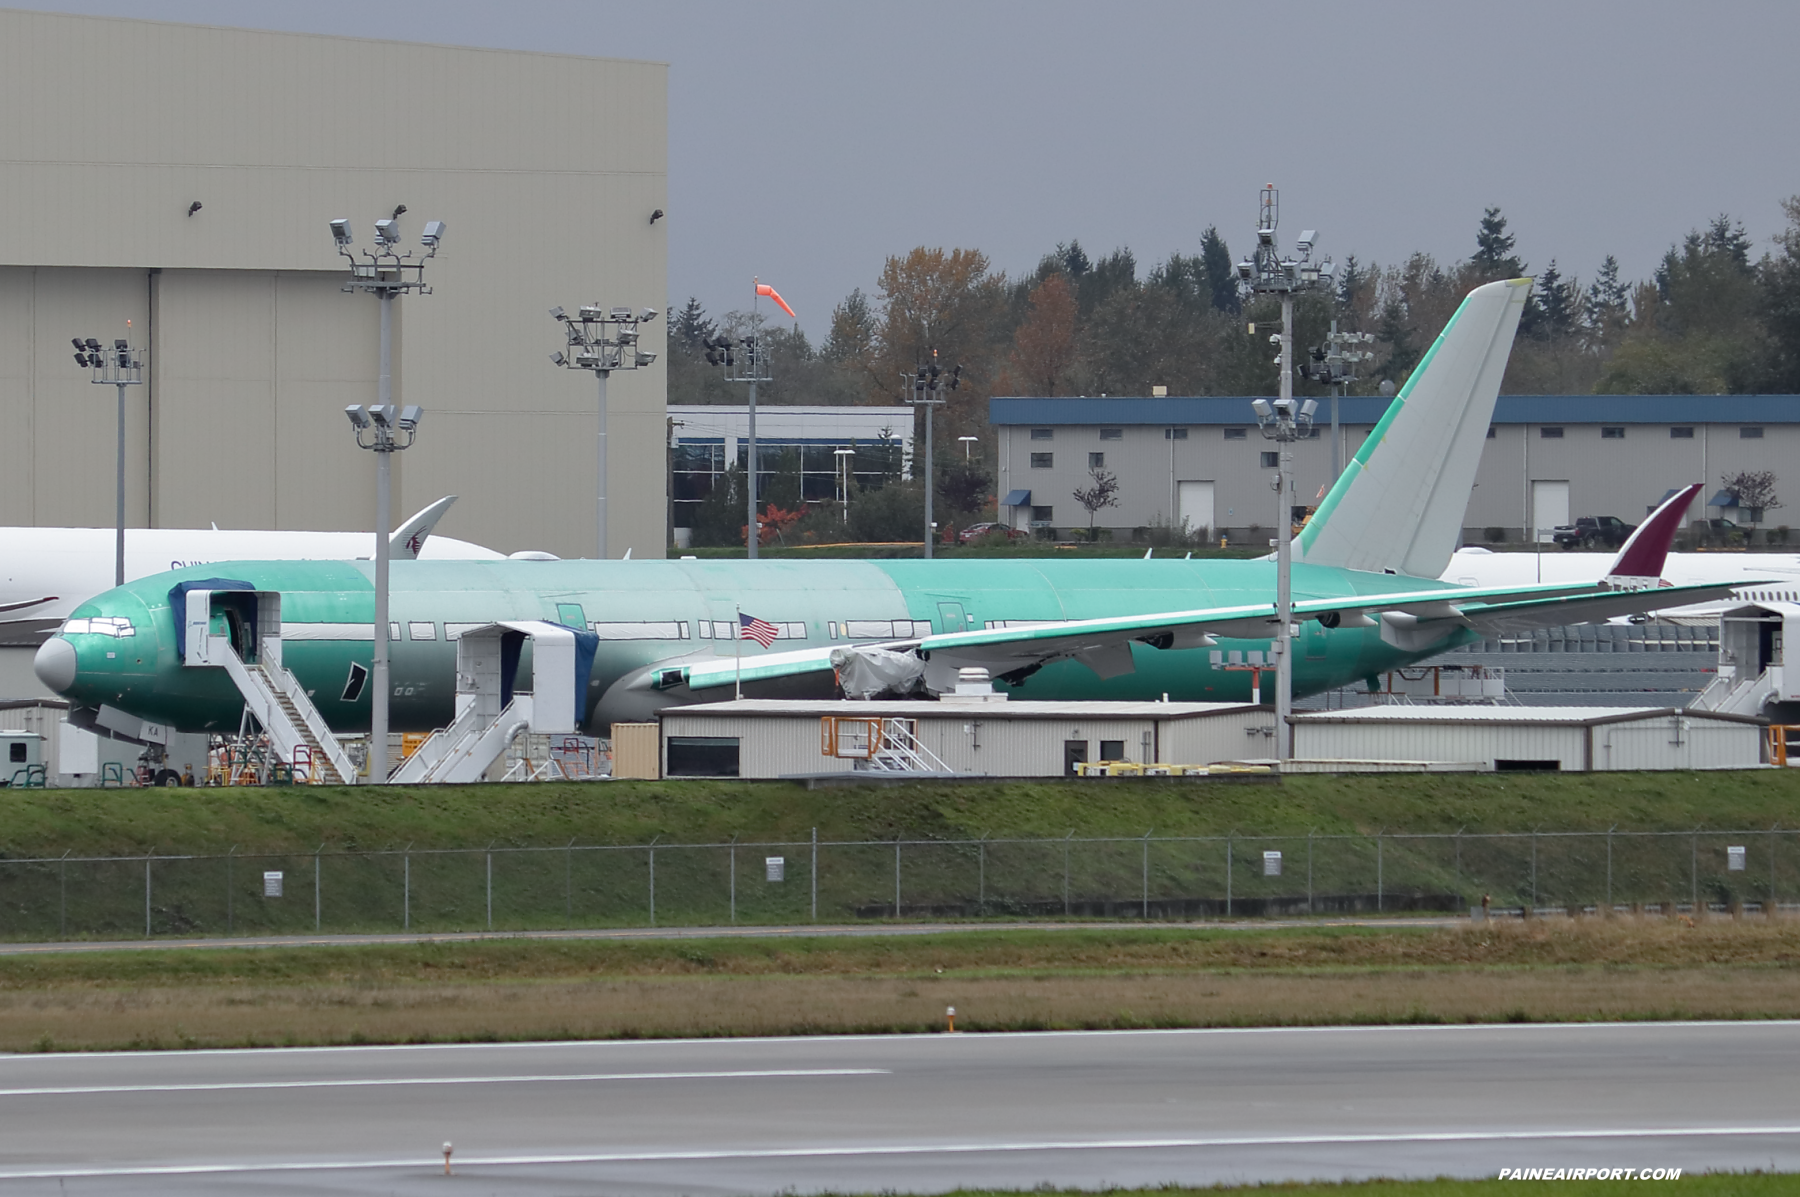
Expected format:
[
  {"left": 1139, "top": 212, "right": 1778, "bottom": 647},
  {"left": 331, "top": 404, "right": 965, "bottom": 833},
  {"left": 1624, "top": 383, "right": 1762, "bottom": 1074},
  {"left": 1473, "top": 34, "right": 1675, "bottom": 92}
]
[{"left": 1443, "top": 546, "right": 1787, "bottom": 620}]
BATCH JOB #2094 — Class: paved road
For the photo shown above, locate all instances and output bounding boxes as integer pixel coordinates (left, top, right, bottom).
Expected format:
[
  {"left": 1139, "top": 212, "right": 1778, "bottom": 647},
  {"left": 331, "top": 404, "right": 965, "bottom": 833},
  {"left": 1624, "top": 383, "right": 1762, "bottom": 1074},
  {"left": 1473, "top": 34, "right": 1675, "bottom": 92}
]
[
  {"left": 0, "top": 1023, "right": 1794, "bottom": 1193},
  {"left": 0, "top": 917, "right": 1466, "bottom": 957}
]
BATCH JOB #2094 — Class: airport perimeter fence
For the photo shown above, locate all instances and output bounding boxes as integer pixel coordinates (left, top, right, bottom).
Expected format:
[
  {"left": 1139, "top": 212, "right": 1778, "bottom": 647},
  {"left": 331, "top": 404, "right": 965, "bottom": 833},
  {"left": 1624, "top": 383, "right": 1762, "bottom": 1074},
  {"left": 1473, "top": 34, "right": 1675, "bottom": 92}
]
[{"left": 1, "top": 828, "right": 1797, "bottom": 942}]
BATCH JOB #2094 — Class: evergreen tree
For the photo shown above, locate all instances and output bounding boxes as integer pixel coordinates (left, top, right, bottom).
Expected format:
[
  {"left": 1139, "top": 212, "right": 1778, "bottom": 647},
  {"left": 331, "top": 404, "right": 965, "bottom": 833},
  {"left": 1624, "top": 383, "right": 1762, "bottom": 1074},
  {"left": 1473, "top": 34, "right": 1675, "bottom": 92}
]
[
  {"left": 1471, "top": 206, "right": 1524, "bottom": 277},
  {"left": 672, "top": 297, "right": 714, "bottom": 356},
  {"left": 1197, "top": 226, "right": 1239, "bottom": 313},
  {"left": 1057, "top": 240, "right": 1092, "bottom": 280},
  {"left": 821, "top": 288, "right": 875, "bottom": 364},
  {"left": 1534, "top": 260, "right": 1579, "bottom": 339},
  {"left": 1376, "top": 295, "right": 1418, "bottom": 382},
  {"left": 1584, "top": 255, "right": 1629, "bottom": 329}
]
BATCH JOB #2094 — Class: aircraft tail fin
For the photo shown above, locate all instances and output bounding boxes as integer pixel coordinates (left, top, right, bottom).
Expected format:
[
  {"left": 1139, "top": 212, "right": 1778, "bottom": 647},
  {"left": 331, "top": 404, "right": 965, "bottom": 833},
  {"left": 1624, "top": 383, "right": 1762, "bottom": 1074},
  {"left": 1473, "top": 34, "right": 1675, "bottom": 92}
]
[
  {"left": 1296, "top": 278, "right": 1532, "bottom": 578},
  {"left": 390, "top": 495, "right": 457, "bottom": 560},
  {"left": 1605, "top": 483, "right": 1700, "bottom": 586}
]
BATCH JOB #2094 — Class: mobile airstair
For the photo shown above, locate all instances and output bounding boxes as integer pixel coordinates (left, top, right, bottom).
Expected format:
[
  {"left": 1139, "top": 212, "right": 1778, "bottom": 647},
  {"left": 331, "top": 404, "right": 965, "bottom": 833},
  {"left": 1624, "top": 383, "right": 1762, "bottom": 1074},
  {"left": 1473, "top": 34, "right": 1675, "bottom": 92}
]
[
  {"left": 1690, "top": 602, "right": 1798, "bottom": 719},
  {"left": 388, "top": 621, "right": 596, "bottom": 784},
  {"left": 175, "top": 583, "right": 355, "bottom": 785}
]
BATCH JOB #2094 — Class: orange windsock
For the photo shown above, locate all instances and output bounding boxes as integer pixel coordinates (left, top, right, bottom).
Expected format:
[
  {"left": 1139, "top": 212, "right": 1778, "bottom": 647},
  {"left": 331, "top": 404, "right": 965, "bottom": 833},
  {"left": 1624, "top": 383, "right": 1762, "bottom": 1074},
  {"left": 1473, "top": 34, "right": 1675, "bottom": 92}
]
[{"left": 755, "top": 282, "right": 796, "bottom": 319}]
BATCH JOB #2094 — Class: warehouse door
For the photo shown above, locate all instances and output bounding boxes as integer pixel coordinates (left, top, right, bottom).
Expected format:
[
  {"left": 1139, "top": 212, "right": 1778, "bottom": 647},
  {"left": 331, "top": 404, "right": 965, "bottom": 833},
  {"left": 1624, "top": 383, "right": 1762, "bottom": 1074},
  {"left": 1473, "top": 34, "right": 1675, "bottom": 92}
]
[
  {"left": 1177, "top": 480, "right": 1214, "bottom": 537},
  {"left": 1531, "top": 480, "right": 1569, "bottom": 543}
]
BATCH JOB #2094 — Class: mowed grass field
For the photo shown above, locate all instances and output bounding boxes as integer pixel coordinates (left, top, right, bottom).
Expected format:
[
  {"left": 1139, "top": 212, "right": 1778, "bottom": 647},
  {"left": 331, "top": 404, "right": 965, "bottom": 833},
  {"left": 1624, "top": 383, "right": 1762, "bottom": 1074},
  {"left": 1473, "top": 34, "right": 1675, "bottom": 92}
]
[
  {"left": 4, "top": 917, "right": 1798, "bottom": 1051},
  {"left": 5, "top": 770, "right": 1799, "bottom": 856}
]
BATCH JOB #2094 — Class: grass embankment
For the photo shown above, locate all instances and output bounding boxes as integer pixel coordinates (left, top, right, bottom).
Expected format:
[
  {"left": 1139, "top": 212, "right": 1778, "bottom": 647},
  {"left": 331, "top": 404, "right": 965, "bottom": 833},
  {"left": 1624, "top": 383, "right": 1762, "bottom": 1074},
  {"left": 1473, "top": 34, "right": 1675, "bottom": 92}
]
[
  {"left": 5, "top": 771, "right": 1799, "bottom": 856},
  {"left": 5, "top": 919, "right": 1799, "bottom": 1050}
]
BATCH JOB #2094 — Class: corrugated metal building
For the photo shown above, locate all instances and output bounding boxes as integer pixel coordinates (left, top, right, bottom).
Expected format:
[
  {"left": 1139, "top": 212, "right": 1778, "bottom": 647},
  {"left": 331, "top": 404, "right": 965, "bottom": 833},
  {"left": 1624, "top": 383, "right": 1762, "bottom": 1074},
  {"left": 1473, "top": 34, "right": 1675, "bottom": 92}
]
[
  {"left": 1291, "top": 706, "right": 1764, "bottom": 771},
  {"left": 989, "top": 395, "right": 1800, "bottom": 543},
  {"left": 0, "top": 10, "right": 668, "bottom": 559},
  {"left": 659, "top": 699, "right": 1269, "bottom": 778}
]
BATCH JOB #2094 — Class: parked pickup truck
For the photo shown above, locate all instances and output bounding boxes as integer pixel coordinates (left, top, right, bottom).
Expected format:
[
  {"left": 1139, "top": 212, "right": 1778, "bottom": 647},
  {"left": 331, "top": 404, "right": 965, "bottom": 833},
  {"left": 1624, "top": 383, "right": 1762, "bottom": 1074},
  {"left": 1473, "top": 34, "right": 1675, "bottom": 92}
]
[{"left": 1553, "top": 516, "right": 1635, "bottom": 549}]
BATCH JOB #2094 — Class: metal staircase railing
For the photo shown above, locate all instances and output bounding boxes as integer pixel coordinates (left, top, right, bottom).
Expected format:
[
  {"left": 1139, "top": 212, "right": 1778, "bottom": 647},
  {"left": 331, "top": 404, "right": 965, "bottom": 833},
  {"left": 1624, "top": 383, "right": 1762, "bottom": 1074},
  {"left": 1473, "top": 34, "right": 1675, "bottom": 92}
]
[
  {"left": 213, "top": 641, "right": 355, "bottom": 784},
  {"left": 864, "top": 718, "right": 953, "bottom": 774}
]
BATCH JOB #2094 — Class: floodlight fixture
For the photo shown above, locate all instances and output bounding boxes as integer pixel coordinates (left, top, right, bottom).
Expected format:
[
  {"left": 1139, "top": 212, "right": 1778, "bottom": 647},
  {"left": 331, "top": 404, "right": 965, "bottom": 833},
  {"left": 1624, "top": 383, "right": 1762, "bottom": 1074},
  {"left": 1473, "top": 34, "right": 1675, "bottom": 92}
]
[
  {"left": 420, "top": 220, "right": 445, "bottom": 248},
  {"left": 345, "top": 405, "right": 371, "bottom": 430},
  {"left": 1299, "top": 398, "right": 1318, "bottom": 420},
  {"left": 550, "top": 350, "right": 567, "bottom": 366},
  {"left": 330, "top": 218, "right": 353, "bottom": 246},
  {"left": 369, "top": 404, "right": 396, "bottom": 428},
  {"left": 549, "top": 306, "right": 567, "bottom": 321},
  {"left": 1296, "top": 230, "right": 1315, "bottom": 255},
  {"left": 397, "top": 405, "right": 423, "bottom": 432},
  {"left": 609, "top": 307, "right": 633, "bottom": 320},
  {"left": 1251, "top": 398, "right": 1274, "bottom": 420},
  {"left": 579, "top": 304, "right": 605, "bottom": 321},
  {"left": 640, "top": 308, "right": 658, "bottom": 322},
  {"left": 634, "top": 351, "right": 656, "bottom": 366},
  {"left": 1237, "top": 260, "right": 1253, "bottom": 280},
  {"left": 85, "top": 338, "right": 101, "bottom": 352}
]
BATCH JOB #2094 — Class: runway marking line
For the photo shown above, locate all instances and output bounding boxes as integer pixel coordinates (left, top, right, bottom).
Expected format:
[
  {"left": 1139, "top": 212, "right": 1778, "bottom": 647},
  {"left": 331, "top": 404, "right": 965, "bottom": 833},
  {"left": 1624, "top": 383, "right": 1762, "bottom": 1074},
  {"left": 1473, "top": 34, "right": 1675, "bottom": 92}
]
[
  {"left": 0, "top": 1124, "right": 1797, "bottom": 1181},
  {"left": 5, "top": 1017, "right": 1796, "bottom": 1061},
  {"left": 0, "top": 1067, "right": 888, "bottom": 1097}
]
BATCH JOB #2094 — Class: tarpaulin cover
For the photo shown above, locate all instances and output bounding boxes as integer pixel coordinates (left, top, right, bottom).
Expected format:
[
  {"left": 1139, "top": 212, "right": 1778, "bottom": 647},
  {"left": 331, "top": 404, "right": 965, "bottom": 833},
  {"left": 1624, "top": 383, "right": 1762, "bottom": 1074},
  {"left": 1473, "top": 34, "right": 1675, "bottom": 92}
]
[
  {"left": 830, "top": 646, "right": 926, "bottom": 700},
  {"left": 167, "top": 578, "right": 256, "bottom": 660},
  {"left": 556, "top": 623, "right": 601, "bottom": 726}
]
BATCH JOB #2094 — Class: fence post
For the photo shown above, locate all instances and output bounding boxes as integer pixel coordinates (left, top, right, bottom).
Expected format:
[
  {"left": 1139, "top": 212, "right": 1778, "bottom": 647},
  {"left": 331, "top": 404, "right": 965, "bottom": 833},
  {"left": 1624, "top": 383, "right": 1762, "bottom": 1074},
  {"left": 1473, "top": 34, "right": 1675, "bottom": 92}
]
[
  {"left": 143, "top": 853, "right": 152, "bottom": 939},
  {"left": 486, "top": 847, "right": 493, "bottom": 931},
  {"left": 59, "top": 850, "right": 68, "bottom": 940},
  {"left": 810, "top": 827, "right": 817, "bottom": 922},
  {"left": 1691, "top": 826, "right": 1699, "bottom": 909},
  {"left": 565, "top": 838, "right": 575, "bottom": 926},
  {"left": 894, "top": 839, "right": 901, "bottom": 918},
  {"left": 1530, "top": 829, "right": 1537, "bottom": 910},
  {"left": 978, "top": 834, "right": 986, "bottom": 912},
  {"left": 729, "top": 834, "right": 737, "bottom": 925},
  {"left": 1306, "top": 831, "right": 1313, "bottom": 915},
  {"left": 314, "top": 844, "right": 323, "bottom": 932},
  {"left": 1376, "top": 831, "right": 1383, "bottom": 914},
  {"left": 1606, "top": 825, "right": 1615, "bottom": 911},
  {"left": 1453, "top": 827, "right": 1462, "bottom": 900},
  {"left": 1225, "top": 833, "right": 1232, "bottom": 918},
  {"left": 226, "top": 845, "right": 235, "bottom": 935},
  {"left": 1772, "top": 824, "right": 1780, "bottom": 910},
  {"left": 1063, "top": 832, "right": 1072, "bottom": 916},
  {"left": 404, "top": 847, "right": 411, "bottom": 932},
  {"left": 649, "top": 836, "right": 659, "bottom": 927},
  {"left": 1141, "top": 830, "right": 1151, "bottom": 920}
]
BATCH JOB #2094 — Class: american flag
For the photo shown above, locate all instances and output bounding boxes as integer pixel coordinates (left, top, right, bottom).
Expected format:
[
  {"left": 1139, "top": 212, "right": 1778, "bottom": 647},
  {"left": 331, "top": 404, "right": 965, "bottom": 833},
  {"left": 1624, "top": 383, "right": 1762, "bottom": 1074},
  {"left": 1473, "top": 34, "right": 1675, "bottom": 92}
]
[{"left": 739, "top": 611, "right": 779, "bottom": 648}]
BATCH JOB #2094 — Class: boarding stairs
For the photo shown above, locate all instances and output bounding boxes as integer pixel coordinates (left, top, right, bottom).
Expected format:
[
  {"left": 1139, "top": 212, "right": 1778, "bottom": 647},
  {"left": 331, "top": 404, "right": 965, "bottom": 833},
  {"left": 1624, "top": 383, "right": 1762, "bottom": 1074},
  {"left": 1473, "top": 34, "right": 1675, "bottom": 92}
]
[
  {"left": 216, "top": 642, "right": 354, "bottom": 784},
  {"left": 387, "top": 621, "right": 594, "bottom": 785},
  {"left": 1689, "top": 602, "right": 1799, "bottom": 719}
]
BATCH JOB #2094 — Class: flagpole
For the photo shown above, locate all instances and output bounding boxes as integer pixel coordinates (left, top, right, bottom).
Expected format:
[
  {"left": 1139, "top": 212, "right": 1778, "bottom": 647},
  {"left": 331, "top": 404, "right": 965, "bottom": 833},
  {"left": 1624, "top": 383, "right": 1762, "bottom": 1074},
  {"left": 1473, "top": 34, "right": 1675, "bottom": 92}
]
[{"left": 735, "top": 604, "right": 743, "bottom": 701}]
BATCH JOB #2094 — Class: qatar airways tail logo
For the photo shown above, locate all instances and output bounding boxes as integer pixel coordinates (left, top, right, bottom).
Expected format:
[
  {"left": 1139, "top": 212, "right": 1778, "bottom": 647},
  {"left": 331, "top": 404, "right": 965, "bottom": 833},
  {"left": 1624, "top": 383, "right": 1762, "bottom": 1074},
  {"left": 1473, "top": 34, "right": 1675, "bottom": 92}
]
[{"left": 408, "top": 532, "right": 426, "bottom": 556}]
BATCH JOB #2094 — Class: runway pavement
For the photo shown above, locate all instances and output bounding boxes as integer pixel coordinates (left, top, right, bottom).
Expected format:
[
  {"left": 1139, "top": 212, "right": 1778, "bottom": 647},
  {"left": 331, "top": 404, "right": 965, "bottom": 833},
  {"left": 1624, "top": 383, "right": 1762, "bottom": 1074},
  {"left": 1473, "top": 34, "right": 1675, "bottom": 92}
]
[{"left": 0, "top": 1023, "right": 1794, "bottom": 1194}]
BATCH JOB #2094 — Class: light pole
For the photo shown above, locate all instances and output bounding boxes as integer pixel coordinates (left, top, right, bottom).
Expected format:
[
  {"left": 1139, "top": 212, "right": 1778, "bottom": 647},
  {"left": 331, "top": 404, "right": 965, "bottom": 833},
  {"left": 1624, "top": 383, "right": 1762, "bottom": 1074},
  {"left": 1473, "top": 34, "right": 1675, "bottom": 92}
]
[
  {"left": 1237, "top": 185, "right": 1333, "bottom": 761},
  {"left": 905, "top": 350, "right": 961, "bottom": 558},
  {"left": 1301, "top": 322, "right": 1375, "bottom": 480},
  {"left": 332, "top": 212, "right": 442, "bottom": 785},
  {"left": 958, "top": 435, "right": 977, "bottom": 462},
  {"left": 700, "top": 332, "right": 773, "bottom": 558},
  {"left": 834, "top": 447, "right": 856, "bottom": 526},
  {"left": 71, "top": 330, "right": 144, "bottom": 587},
  {"left": 550, "top": 304, "right": 659, "bottom": 559}
]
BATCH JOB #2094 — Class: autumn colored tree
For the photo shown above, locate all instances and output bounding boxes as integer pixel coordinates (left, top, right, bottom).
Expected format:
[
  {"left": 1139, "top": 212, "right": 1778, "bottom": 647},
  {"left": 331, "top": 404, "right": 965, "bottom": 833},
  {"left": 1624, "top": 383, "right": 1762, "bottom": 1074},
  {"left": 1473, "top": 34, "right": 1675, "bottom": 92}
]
[{"left": 1008, "top": 273, "right": 1079, "bottom": 395}]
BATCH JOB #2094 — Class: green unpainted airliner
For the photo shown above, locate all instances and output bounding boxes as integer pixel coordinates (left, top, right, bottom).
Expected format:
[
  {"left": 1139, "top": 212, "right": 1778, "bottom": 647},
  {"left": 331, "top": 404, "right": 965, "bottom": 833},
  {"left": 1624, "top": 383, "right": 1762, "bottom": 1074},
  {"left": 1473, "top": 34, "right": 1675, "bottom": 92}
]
[{"left": 35, "top": 280, "right": 1741, "bottom": 736}]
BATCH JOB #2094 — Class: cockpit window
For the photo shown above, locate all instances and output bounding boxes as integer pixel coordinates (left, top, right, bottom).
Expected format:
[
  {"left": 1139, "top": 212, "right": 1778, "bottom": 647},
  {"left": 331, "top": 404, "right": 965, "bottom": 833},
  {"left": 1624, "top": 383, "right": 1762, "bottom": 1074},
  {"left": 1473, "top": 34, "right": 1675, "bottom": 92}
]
[{"left": 61, "top": 616, "right": 135, "bottom": 638}]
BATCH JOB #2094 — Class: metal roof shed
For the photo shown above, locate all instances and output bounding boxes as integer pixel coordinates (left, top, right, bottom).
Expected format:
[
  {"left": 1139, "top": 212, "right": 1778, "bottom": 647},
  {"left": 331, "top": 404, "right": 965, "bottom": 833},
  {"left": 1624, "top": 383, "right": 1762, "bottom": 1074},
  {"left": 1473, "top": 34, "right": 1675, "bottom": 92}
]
[{"left": 1291, "top": 706, "right": 1764, "bottom": 772}]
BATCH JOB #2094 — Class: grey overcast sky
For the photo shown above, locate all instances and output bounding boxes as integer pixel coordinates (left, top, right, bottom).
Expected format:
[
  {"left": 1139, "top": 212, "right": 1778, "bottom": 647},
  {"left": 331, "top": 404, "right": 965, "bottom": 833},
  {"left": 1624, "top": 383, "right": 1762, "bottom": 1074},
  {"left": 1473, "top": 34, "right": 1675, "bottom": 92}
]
[{"left": 22, "top": 1, "right": 1800, "bottom": 337}]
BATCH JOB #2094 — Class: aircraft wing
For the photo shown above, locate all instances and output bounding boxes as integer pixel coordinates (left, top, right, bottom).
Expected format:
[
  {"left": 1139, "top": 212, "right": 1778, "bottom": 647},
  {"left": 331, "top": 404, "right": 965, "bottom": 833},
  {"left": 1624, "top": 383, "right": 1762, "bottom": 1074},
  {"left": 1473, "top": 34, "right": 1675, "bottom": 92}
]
[
  {"left": 1456, "top": 579, "right": 1767, "bottom": 634},
  {"left": 676, "top": 577, "right": 1679, "bottom": 693}
]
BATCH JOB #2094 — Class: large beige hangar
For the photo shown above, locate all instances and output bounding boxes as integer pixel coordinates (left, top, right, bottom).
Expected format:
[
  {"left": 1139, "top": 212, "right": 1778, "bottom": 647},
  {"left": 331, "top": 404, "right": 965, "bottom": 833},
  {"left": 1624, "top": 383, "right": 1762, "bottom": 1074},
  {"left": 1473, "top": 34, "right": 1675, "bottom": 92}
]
[{"left": 0, "top": 10, "right": 667, "bottom": 559}]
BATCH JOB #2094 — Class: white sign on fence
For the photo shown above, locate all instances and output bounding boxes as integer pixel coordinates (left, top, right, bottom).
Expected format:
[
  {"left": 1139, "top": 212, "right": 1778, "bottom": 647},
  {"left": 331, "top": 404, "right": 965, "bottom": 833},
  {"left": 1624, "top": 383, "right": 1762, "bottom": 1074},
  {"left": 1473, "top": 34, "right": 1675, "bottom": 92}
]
[
  {"left": 765, "top": 857, "right": 785, "bottom": 882},
  {"left": 1263, "top": 850, "right": 1282, "bottom": 877},
  {"left": 263, "top": 871, "right": 284, "bottom": 897},
  {"left": 1728, "top": 846, "right": 1746, "bottom": 872}
]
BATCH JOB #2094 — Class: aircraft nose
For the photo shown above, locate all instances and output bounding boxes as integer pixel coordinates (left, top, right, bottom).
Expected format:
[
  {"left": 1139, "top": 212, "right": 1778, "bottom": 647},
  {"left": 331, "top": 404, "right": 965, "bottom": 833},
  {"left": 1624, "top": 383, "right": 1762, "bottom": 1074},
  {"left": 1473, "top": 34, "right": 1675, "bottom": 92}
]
[{"left": 34, "top": 637, "right": 77, "bottom": 694}]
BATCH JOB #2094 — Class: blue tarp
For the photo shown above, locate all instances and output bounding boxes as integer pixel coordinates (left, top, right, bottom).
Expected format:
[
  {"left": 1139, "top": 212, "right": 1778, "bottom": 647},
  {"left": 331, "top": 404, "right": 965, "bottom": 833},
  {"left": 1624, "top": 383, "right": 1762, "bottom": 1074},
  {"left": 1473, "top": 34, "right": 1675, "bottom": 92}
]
[{"left": 167, "top": 578, "right": 256, "bottom": 660}]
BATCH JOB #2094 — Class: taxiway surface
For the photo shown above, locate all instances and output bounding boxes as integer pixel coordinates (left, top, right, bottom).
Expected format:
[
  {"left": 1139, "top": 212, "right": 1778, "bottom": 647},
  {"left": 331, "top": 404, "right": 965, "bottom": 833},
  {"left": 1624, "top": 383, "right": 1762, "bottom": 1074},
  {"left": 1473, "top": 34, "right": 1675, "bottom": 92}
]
[{"left": 0, "top": 1023, "right": 1794, "bottom": 1193}]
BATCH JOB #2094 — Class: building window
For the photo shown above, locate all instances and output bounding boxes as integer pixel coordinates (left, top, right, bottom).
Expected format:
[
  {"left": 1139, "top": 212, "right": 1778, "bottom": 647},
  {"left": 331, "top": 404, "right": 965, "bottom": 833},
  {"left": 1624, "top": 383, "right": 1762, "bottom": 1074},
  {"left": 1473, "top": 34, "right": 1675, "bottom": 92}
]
[
  {"left": 1030, "top": 505, "right": 1054, "bottom": 522},
  {"left": 1099, "top": 428, "right": 1123, "bottom": 441},
  {"left": 1540, "top": 427, "right": 1564, "bottom": 439},
  {"left": 1088, "top": 452, "right": 1105, "bottom": 468},
  {"left": 1223, "top": 427, "right": 1247, "bottom": 440},
  {"left": 1670, "top": 426, "right": 1695, "bottom": 439},
  {"left": 1030, "top": 428, "right": 1054, "bottom": 441},
  {"left": 1260, "top": 451, "right": 1280, "bottom": 468},
  {"left": 1601, "top": 426, "right": 1625, "bottom": 439},
  {"left": 1741, "top": 426, "right": 1765, "bottom": 439},
  {"left": 1164, "top": 427, "right": 1188, "bottom": 440},
  {"left": 1029, "top": 452, "right": 1053, "bottom": 468},
  {"left": 1486, "top": 426, "right": 1497, "bottom": 438}
]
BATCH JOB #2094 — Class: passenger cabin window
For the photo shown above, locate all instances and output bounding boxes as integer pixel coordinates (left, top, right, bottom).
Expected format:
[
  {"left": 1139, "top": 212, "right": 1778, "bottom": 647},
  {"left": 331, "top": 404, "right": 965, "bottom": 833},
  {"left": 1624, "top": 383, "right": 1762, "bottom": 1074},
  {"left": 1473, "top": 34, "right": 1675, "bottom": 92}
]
[
  {"left": 1099, "top": 428, "right": 1123, "bottom": 441},
  {"left": 1223, "top": 428, "right": 1247, "bottom": 440},
  {"left": 1670, "top": 426, "right": 1695, "bottom": 439},
  {"left": 1029, "top": 452, "right": 1053, "bottom": 468},
  {"left": 1601, "top": 427, "right": 1625, "bottom": 439},
  {"left": 1540, "top": 427, "right": 1564, "bottom": 438},
  {"left": 1029, "top": 428, "right": 1054, "bottom": 440},
  {"left": 1741, "top": 426, "right": 1765, "bottom": 439}
]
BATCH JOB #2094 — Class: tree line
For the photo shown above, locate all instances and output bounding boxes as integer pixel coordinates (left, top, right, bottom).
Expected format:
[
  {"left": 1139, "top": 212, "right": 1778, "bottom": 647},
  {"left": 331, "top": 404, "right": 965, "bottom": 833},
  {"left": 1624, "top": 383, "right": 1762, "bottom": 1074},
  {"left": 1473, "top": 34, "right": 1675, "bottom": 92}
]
[{"left": 665, "top": 197, "right": 1800, "bottom": 543}]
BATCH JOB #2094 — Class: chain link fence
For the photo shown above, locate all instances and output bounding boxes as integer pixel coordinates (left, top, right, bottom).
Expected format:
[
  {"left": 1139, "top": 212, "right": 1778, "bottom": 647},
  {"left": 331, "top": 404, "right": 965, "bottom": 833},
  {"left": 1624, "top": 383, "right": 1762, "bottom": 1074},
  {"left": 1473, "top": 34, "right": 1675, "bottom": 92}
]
[{"left": 1, "top": 828, "right": 1795, "bottom": 941}]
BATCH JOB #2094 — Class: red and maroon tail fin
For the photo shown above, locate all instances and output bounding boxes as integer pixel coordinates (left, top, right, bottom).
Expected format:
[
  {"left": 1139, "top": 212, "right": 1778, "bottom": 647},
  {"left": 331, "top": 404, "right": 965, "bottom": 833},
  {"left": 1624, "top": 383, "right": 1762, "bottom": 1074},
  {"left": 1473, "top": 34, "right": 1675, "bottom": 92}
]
[{"left": 1605, "top": 483, "right": 1701, "bottom": 586}]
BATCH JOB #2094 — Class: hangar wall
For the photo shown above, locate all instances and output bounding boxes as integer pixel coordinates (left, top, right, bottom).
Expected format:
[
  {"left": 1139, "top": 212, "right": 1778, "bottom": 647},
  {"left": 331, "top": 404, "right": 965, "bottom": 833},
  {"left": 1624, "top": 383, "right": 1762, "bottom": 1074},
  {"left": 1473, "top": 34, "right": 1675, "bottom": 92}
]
[{"left": 0, "top": 9, "right": 668, "bottom": 558}]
